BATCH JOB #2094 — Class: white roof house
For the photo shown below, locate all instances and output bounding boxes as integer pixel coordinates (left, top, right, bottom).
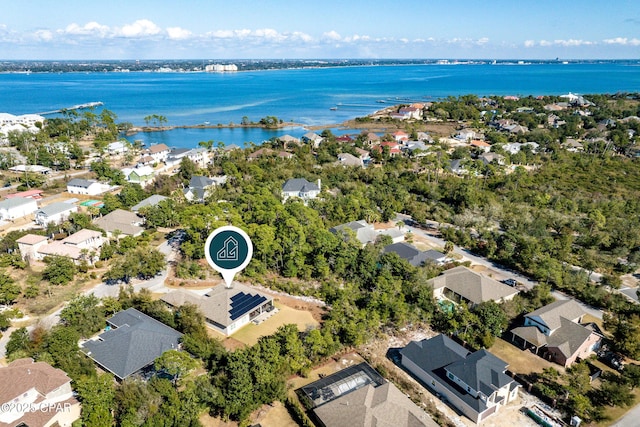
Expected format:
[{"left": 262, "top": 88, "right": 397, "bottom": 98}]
[
  {"left": 0, "top": 197, "right": 38, "bottom": 221},
  {"left": 281, "top": 178, "right": 321, "bottom": 204},
  {"left": 66, "top": 178, "right": 110, "bottom": 196}
]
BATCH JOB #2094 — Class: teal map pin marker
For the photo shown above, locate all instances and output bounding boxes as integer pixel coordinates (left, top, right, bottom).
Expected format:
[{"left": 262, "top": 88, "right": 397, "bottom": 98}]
[{"left": 204, "top": 226, "right": 253, "bottom": 287}]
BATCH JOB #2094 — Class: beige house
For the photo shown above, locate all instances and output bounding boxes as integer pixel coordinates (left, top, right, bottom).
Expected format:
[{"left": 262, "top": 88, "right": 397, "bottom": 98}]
[
  {"left": 17, "top": 229, "right": 103, "bottom": 264},
  {"left": 161, "top": 283, "right": 273, "bottom": 336},
  {"left": 510, "top": 300, "right": 603, "bottom": 367},
  {"left": 428, "top": 266, "right": 518, "bottom": 307},
  {"left": 0, "top": 358, "right": 81, "bottom": 427},
  {"left": 93, "top": 209, "right": 144, "bottom": 238}
]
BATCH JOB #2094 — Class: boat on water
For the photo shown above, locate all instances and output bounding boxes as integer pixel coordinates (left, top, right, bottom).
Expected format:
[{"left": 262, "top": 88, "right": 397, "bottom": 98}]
[{"left": 329, "top": 107, "right": 338, "bottom": 111}]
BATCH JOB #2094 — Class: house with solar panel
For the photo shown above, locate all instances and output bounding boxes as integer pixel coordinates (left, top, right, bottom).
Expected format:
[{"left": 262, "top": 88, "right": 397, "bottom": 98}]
[{"left": 161, "top": 283, "right": 274, "bottom": 336}]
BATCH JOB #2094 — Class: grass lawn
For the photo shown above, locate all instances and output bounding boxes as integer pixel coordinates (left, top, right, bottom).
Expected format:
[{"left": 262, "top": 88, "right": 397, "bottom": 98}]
[
  {"left": 490, "top": 337, "right": 565, "bottom": 375},
  {"left": 228, "top": 302, "right": 319, "bottom": 347},
  {"left": 596, "top": 388, "right": 640, "bottom": 427}
]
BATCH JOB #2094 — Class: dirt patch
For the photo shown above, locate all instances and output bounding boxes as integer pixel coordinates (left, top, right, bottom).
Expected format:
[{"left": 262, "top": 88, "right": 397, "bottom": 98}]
[
  {"left": 198, "top": 401, "right": 297, "bottom": 427},
  {"left": 489, "top": 337, "right": 565, "bottom": 376}
]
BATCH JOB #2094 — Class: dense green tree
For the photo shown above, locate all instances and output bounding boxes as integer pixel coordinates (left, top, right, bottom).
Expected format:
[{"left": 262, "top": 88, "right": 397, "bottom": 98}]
[
  {"left": 60, "top": 294, "right": 106, "bottom": 338},
  {"left": 0, "top": 273, "right": 21, "bottom": 304},
  {"left": 43, "top": 255, "right": 77, "bottom": 285}
]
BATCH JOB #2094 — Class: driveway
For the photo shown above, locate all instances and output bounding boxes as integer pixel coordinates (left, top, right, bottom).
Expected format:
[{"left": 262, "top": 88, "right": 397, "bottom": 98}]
[{"left": 396, "top": 213, "right": 604, "bottom": 320}]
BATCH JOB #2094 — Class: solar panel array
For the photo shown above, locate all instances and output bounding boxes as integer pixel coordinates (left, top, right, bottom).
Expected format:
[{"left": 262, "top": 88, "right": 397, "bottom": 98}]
[{"left": 229, "top": 292, "right": 267, "bottom": 321}]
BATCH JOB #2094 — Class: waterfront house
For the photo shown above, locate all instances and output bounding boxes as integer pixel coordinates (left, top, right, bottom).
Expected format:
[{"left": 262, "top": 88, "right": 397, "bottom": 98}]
[{"left": 145, "top": 143, "right": 170, "bottom": 163}]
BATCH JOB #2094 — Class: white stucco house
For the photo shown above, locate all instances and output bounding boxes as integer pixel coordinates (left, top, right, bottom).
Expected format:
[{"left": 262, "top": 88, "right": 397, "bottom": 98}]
[{"left": 0, "top": 197, "right": 38, "bottom": 221}]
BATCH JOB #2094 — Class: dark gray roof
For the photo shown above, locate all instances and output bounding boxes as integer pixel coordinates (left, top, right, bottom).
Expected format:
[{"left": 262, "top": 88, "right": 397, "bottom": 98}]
[
  {"left": 81, "top": 308, "right": 182, "bottom": 380},
  {"left": 401, "top": 335, "right": 515, "bottom": 413},
  {"left": 400, "top": 335, "right": 469, "bottom": 374},
  {"left": 189, "top": 175, "right": 216, "bottom": 189},
  {"left": 67, "top": 178, "right": 96, "bottom": 188},
  {"left": 423, "top": 249, "right": 446, "bottom": 261},
  {"left": 282, "top": 178, "right": 319, "bottom": 192},
  {"left": 383, "top": 242, "right": 429, "bottom": 267},
  {"left": 444, "top": 349, "right": 512, "bottom": 397},
  {"left": 330, "top": 220, "right": 369, "bottom": 233}
]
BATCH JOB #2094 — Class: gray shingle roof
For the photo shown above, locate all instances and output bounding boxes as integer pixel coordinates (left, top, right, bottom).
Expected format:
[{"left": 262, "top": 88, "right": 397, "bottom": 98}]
[
  {"left": 428, "top": 266, "right": 518, "bottom": 305},
  {"left": 67, "top": 178, "right": 96, "bottom": 188},
  {"left": 0, "top": 197, "right": 36, "bottom": 210},
  {"left": 313, "top": 382, "right": 437, "bottom": 427},
  {"left": 444, "top": 349, "right": 512, "bottom": 397},
  {"left": 36, "top": 202, "right": 76, "bottom": 217},
  {"left": 282, "top": 178, "right": 319, "bottom": 192},
  {"left": 131, "top": 194, "right": 168, "bottom": 212},
  {"left": 526, "top": 299, "right": 585, "bottom": 331},
  {"left": 81, "top": 308, "right": 182, "bottom": 380}
]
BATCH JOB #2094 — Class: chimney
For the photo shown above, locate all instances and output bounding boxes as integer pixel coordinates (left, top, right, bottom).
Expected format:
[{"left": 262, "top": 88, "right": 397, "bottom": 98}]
[{"left": 317, "top": 178, "right": 321, "bottom": 191}]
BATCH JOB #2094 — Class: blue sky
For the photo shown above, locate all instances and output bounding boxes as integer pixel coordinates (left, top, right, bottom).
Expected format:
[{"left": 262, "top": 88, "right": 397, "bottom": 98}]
[{"left": 1, "top": 0, "right": 639, "bottom": 60}]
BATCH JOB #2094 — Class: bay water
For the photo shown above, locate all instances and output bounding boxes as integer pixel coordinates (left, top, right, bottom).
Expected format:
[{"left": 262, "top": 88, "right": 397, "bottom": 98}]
[{"left": 1, "top": 62, "right": 639, "bottom": 148}]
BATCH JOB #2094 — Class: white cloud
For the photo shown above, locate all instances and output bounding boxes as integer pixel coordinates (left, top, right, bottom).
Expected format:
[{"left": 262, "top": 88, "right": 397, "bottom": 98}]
[
  {"left": 323, "top": 31, "right": 341, "bottom": 41},
  {"left": 524, "top": 40, "right": 536, "bottom": 47},
  {"left": 167, "top": 27, "right": 192, "bottom": 40},
  {"left": 65, "top": 21, "right": 110, "bottom": 37},
  {"left": 603, "top": 37, "right": 640, "bottom": 46},
  {"left": 117, "top": 19, "right": 161, "bottom": 38},
  {"left": 34, "top": 30, "right": 53, "bottom": 41},
  {"left": 477, "top": 37, "right": 489, "bottom": 45},
  {"left": 537, "top": 39, "right": 594, "bottom": 47}
]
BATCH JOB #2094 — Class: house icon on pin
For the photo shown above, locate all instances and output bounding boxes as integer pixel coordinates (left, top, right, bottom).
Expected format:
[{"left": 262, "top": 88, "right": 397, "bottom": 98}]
[{"left": 217, "top": 236, "right": 239, "bottom": 261}]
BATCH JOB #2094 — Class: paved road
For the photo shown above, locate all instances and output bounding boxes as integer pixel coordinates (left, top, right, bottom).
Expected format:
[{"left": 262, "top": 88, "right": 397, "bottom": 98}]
[
  {"left": 0, "top": 239, "right": 180, "bottom": 360},
  {"left": 396, "top": 213, "right": 604, "bottom": 320}
]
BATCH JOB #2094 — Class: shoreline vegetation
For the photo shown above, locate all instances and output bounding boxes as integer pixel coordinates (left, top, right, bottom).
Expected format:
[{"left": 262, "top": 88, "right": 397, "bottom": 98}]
[{"left": 1, "top": 58, "right": 638, "bottom": 74}]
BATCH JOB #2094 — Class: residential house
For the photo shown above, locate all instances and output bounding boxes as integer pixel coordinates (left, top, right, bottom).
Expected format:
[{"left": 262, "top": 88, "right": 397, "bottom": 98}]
[
  {"left": 563, "top": 139, "right": 584, "bottom": 152},
  {"left": 364, "top": 132, "right": 381, "bottom": 146},
  {"left": 405, "top": 141, "right": 431, "bottom": 157},
  {"left": 504, "top": 124, "right": 528, "bottom": 134},
  {"left": 277, "top": 151, "right": 294, "bottom": 160},
  {"left": 383, "top": 242, "right": 433, "bottom": 267},
  {"left": 510, "top": 300, "right": 603, "bottom": 367},
  {"left": 423, "top": 249, "right": 448, "bottom": 265},
  {"left": 161, "top": 283, "right": 274, "bottom": 336},
  {"left": 107, "top": 140, "right": 129, "bottom": 155},
  {"left": 93, "top": 209, "right": 144, "bottom": 238},
  {"left": 278, "top": 134, "right": 301, "bottom": 148},
  {"left": 336, "top": 134, "right": 353, "bottom": 143},
  {"left": 0, "top": 197, "right": 38, "bottom": 221},
  {"left": 449, "top": 159, "right": 468, "bottom": 175},
  {"left": 478, "top": 152, "right": 505, "bottom": 166},
  {"left": 336, "top": 153, "right": 364, "bottom": 167},
  {"left": 81, "top": 308, "right": 183, "bottom": 381},
  {"left": 136, "top": 155, "right": 155, "bottom": 167},
  {"left": 184, "top": 175, "right": 226, "bottom": 202},
  {"left": 122, "top": 166, "right": 156, "bottom": 188},
  {"left": 4, "top": 189, "right": 44, "bottom": 200},
  {"left": 281, "top": 178, "right": 321, "bottom": 203},
  {"left": 393, "top": 131, "right": 409, "bottom": 143},
  {"left": 131, "top": 194, "right": 169, "bottom": 213},
  {"left": 35, "top": 202, "right": 78, "bottom": 226},
  {"left": 247, "top": 147, "right": 274, "bottom": 160},
  {"left": 398, "top": 106, "right": 423, "bottom": 120},
  {"left": 456, "top": 129, "right": 480, "bottom": 142},
  {"left": 400, "top": 334, "right": 520, "bottom": 424},
  {"left": 354, "top": 147, "right": 371, "bottom": 164},
  {"left": 298, "top": 362, "right": 437, "bottom": 427},
  {"left": 470, "top": 140, "right": 491, "bottom": 153},
  {"left": 15, "top": 234, "right": 48, "bottom": 261},
  {"left": 428, "top": 266, "right": 518, "bottom": 308},
  {"left": 330, "top": 220, "right": 377, "bottom": 246},
  {"left": 302, "top": 132, "right": 324, "bottom": 148},
  {"left": 166, "top": 147, "right": 209, "bottom": 168},
  {"left": 145, "top": 143, "right": 170, "bottom": 163},
  {"left": 0, "top": 358, "right": 81, "bottom": 427},
  {"left": 416, "top": 131, "right": 433, "bottom": 143},
  {"left": 9, "top": 164, "right": 52, "bottom": 175},
  {"left": 17, "top": 229, "right": 103, "bottom": 264},
  {"left": 372, "top": 141, "right": 401, "bottom": 157},
  {"left": 66, "top": 178, "right": 109, "bottom": 196}
]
